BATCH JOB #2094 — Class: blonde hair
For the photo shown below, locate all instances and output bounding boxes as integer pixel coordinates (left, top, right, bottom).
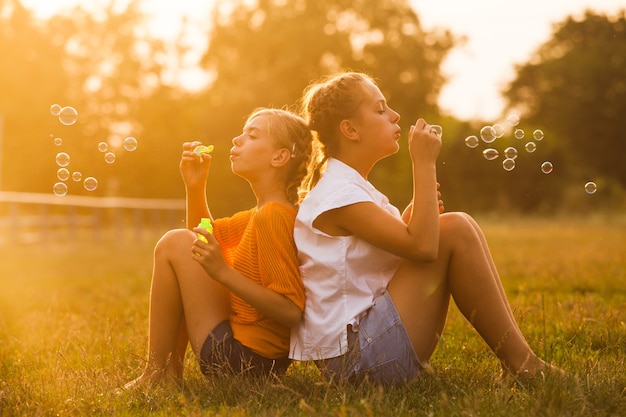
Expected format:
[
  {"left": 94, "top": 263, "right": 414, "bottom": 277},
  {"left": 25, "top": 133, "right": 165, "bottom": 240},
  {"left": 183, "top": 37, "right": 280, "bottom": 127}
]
[
  {"left": 299, "top": 72, "right": 374, "bottom": 191},
  {"left": 246, "top": 108, "right": 314, "bottom": 206}
]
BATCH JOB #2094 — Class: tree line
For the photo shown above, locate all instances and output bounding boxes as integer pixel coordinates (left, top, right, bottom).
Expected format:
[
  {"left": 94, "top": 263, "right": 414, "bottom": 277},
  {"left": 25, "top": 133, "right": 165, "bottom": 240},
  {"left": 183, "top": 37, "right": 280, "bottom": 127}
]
[{"left": 1, "top": 0, "right": 624, "bottom": 216}]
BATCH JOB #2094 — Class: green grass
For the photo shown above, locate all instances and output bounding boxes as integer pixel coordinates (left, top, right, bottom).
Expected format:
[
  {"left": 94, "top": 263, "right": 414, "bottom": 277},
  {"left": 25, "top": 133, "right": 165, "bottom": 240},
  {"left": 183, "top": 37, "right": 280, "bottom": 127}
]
[{"left": 1, "top": 216, "right": 625, "bottom": 416}]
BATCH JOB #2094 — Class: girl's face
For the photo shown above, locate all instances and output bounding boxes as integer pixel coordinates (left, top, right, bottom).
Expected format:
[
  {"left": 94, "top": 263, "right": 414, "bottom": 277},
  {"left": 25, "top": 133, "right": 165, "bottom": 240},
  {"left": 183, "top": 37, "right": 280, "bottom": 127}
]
[
  {"left": 351, "top": 80, "right": 401, "bottom": 158},
  {"left": 230, "top": 115, "right": 281, "bottom": 179}
]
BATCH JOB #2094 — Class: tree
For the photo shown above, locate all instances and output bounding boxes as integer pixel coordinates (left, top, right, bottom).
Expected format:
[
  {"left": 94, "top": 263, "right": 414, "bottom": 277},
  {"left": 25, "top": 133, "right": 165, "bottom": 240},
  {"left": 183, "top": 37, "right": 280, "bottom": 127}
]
[
  {"left": 43, "top": 0, "right": 173, "bottom": 198},
  {"left": 0, "top": 0, "right": 188, "bottom": 199},
  {"left": 0, "top": 0, "right": 69, "bottom": 193},
  {"left": 199, "top": 0, "right": 454, "bottom": 210},
  {"left": 504, "top": 10, "right": 626, "bottom": 192}
]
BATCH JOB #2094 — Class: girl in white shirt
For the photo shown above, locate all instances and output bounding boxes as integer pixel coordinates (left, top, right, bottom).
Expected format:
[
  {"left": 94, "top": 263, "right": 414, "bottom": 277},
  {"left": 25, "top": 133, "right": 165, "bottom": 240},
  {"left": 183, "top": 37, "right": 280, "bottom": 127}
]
[{"left": 290, "top": 72, "right": 561, "bottom": 385}]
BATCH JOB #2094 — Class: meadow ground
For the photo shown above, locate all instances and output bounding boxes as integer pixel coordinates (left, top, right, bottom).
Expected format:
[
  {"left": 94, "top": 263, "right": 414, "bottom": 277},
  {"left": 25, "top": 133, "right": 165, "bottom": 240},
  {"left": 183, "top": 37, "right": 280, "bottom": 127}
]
[{"left": 0, "top": 215, "right": 624, "bottom": 416}]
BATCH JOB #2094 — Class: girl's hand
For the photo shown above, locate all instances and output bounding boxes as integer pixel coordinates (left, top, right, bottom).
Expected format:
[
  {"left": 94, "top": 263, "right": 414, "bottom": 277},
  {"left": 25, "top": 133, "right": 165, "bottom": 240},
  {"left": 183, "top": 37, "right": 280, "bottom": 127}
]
[
  {"left": 401, "top": 181, "right": 444, "bottom": 223},
  {"left": 191, "top": 228, "right": 229, "bottom": 281},
  {"left": 408, "top": 118, "right": 441, "bottom": 164},
  {"left": 180, "top": 141, "right": 212, "bottom": 189},
  {"left": 437, "top": 182, "right": 445, "bottom": 214}
]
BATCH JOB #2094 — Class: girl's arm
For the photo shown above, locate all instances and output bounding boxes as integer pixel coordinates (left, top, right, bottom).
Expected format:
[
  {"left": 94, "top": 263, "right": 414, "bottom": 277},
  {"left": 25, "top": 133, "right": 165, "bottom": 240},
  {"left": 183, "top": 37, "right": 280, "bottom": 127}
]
[
  {"left": 191, "top": 228, "right": 302, "bottom": 328},
  {"left": 402, "top": 183, "right": 444, "bottom": 224},
  {"left": 180, "top": 141, "right": 212, "bottom": 229},
  {"left": 317, "top": 119, "right": 442, "bottom": 262}
]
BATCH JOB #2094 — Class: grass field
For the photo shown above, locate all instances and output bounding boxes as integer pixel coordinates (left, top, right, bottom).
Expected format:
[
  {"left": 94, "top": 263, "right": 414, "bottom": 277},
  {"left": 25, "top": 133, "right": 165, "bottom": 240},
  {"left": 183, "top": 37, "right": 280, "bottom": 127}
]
[{"left": 0, "top": 216, "right": 625, "bottom": 416}]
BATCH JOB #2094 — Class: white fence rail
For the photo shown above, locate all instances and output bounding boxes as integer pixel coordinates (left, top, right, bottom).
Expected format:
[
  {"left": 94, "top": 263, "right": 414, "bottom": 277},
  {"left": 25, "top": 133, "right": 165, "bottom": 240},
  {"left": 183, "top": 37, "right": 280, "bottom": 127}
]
[{"left": 0, "top": 191, "right": 185, "bottom": 245}]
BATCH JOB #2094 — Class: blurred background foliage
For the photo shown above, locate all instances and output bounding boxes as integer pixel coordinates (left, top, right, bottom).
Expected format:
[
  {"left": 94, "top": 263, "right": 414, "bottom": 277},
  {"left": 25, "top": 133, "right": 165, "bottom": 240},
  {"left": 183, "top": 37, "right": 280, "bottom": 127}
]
[{"left": 0, "top": 0, "right": 624, "bottom": 216}]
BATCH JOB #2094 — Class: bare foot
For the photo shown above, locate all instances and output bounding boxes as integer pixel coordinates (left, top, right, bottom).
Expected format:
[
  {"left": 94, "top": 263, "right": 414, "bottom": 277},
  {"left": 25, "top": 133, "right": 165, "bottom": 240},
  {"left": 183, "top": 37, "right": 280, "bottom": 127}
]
[
  {"left": 500, "top": 360, "right": 566, "bottom": 384},
  {"left": 118, "top": 370, "right": 182, "bottom": 394}
]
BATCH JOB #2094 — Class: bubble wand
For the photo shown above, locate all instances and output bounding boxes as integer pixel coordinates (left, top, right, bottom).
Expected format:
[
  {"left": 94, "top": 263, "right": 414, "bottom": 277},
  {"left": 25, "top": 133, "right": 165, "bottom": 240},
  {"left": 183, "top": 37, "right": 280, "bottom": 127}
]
[{"left": 193, "top": 144, "right": 214, "bottom": 156}]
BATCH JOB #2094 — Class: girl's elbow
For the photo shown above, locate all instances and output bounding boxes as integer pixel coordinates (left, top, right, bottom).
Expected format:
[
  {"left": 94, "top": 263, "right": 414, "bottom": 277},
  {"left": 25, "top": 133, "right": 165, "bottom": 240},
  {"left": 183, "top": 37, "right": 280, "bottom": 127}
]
[{"left": 284, "top": 308, "right": 303, "bottom": 329}]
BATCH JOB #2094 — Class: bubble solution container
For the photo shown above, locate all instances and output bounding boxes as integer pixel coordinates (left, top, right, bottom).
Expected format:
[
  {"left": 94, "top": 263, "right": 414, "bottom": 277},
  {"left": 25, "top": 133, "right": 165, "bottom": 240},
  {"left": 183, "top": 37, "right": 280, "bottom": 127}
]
[{"left": 197, "top": 217, "right": 213, "bottom": 243}]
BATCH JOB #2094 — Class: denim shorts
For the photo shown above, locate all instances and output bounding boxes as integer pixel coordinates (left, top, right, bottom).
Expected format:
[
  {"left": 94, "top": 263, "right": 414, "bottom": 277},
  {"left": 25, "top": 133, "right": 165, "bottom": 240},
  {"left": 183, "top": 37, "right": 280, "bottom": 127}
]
[
  {"left": 318, "top": 291, "right": 423, "bottom": 386},
  {"left": 199, "top": 321, "right": 291, "bottom": 378}
]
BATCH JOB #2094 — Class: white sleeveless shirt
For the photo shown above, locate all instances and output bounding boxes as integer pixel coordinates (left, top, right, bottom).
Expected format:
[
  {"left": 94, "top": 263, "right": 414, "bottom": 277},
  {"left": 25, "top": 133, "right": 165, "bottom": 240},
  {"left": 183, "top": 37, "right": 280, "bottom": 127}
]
[{"left": 290, "top": 159, "right": 403, "bottom": 360}]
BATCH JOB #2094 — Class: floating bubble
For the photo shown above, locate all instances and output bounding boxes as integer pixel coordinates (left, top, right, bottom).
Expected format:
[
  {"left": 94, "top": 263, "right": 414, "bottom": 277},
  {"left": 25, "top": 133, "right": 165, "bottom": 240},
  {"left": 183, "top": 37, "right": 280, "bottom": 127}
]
[
  {"left": 480, "top": 126, "right": 496, "bottom": 143},
  {"left": 72, "top": 171, "right": 82, "bottom": 182},
  {"left": 53, "top": 137, "right": 62, "bottom": 146},
  {"left": 98, "top": 142, "right": 108, "bottom": 152},
  {"left": 56, "top": 152, "right": 70, "bottom": 167},
  {"left": 507, "top": 114, "right": 520, "bottom": 126},
  {"left": 541, "top": 161, "right": 553, "bottom": 174},
  {"left": 104, "top": 152, "right": 116, "bottom": 164},
  {"left": 465, "top": 135, "right": 479, "bottom": 148},
  {"left": 57, "top": 168, "right": 70, "bottom": 181},
  {"left": 482, "top": 148, "right": 499, "bottom": 160},
  {"left": 504, "top": 147, "right": 518, "bottom": 160},
  {"left": 514, "top": 129, "right": 525, "bottom": 140},
  {"left": 584, "top": 181, "right": 597, "bottom": 194},
  {"left": 502, "top": 158, "right": 516, "bottom": 171},
  {"left": 84, "top": 177, "right": 98, "bottom": 191},
  {"left": 53, "top": 182, "right": 68, "bottom": 197},
  {"left": 525, "top": 142, "right": 537, "bottom": 153},
  {"left": 493, "top": 124, "right": 505, "bottom": 139},
  {"left": 58, "top": 106, "right": 78, "bottom": 126},
  {"left": 533, "top": 129, "right": 544, "bottom": 141},
  {"left": 50, "top": 104, "right": 62, "bottom": 116},
  {"left": 123, "top": 136, "right": 138, "bottom": 151}
]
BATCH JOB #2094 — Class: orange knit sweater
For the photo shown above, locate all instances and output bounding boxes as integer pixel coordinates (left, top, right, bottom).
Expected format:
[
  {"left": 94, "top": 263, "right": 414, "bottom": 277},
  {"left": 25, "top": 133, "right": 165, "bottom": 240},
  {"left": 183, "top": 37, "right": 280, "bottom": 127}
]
[{"left": 213, "top": 202, "right": 305, "bottom": 358}]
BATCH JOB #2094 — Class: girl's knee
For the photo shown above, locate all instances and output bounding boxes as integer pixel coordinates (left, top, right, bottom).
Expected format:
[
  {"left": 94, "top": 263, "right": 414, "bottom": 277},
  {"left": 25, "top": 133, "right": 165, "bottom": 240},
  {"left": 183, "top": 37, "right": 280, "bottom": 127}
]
[
  {"left": 155, "top": 229, "right": 195, "bottom": 255},
  {"left": 440, "top": 212, "right": 473, "bottom": 231},
  {"left": 440, "top": 212, "right": 477, "bottom": 244}
]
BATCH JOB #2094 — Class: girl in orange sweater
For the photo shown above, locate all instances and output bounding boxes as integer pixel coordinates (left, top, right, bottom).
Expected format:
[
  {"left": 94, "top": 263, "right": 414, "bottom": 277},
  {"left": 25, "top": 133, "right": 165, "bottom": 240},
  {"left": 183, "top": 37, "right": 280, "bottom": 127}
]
[{"left": 124, "top": 108, "right": 313, "bottom": 389}]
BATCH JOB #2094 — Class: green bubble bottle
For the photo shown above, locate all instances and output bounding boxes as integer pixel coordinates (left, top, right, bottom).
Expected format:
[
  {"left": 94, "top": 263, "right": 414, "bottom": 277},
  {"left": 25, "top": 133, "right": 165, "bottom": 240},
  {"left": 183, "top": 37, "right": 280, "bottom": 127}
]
[{"left": 197, "top": 217, "right": 213, "bottom": 243}]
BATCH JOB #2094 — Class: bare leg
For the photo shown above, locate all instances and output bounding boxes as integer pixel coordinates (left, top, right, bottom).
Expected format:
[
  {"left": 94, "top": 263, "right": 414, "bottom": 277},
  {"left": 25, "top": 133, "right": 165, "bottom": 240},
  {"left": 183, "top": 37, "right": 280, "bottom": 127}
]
[
  {"left": 463, "top": 214, "right": 518, "bottom": 326},
  {"left": 124, "top": 229, "right": 230, "bottom": 389},
  {"left": 388, "top": 212, "right": 550, "bottom": 375}
]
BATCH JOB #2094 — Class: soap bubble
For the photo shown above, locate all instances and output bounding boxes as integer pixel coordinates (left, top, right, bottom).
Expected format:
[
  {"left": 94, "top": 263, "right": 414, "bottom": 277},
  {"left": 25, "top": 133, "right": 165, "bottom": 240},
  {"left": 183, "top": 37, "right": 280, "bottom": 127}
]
[
  {"left": 56, "top": 152, "right": 70, "bottom": 167},
  {"left": 53, "top": 182, "right": 68, "bottom": 197},
  {"left": 482, "top": 148, "right": 499, "bottom": 160},
  {"left": 507, "top": 114, "right": 520, "bottom": 126},
  {"left": 104, "top": 152, "right": 116, "bottom": 164},
  {"left": 493, "top": 124, "right": 505, "bottom": 138},
  {"left": 584, "top": 182, "right": 597, "bottom": 194},
  {"left": 53, "top": 137, "right": 62, "bottom": 146},
  {"left": 525, "top": 142, "right": 537, "bottom": 153},
  {"left": 50, "top": 104, "right": 62, "bottom": 116},
  {"left": 123, "top": 136, "right": 138, "bottom": 151},
  {"left": 57, "top": 168, "right": 70, "bottom": 181},
  {"left": 430, "top": 125, "right": 442, "bottom": 137},
  {"left": 533, "top": 129, "right": 544, "bottom": 141},
  {"left": 541, "top": 161, "right": 553, "bottom": 174},
  {"left": 98, "top": 142, "right": 108, "bottom": 152},
  {"left": 504, "top": 147, "right": 518, "bottom": 160},
  {"left": 502, "top": 158, "right": 516, "bottom": 171},
  {"left": 58, "top": 106, "right": 78, "bottom": 126},
  {"left": 72, "top": 171, "right": 82, "bottom": 182},
  {"left": 514, "top": 129, "right": 525, "bottom": 139},
  {"left": 480, "top": 126, "right": 496, "bottom": 143},
  {"left": 84, "top": 177, "right": 98, "bottom": 191},
  {"left": 465, "top": 135, "right": 479, "bottom": 148}
]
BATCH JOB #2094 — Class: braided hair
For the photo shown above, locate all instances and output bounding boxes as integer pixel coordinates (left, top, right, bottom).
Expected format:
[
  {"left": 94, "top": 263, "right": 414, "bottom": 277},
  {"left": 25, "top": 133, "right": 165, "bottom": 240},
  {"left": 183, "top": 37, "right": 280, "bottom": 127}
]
[{"left": 299, "top": 72, "right": 374, "bottom": 192}]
